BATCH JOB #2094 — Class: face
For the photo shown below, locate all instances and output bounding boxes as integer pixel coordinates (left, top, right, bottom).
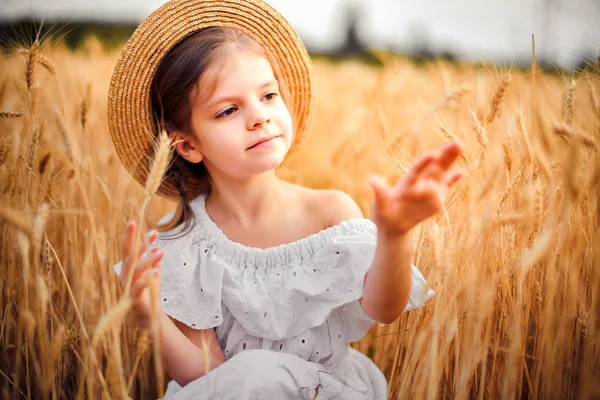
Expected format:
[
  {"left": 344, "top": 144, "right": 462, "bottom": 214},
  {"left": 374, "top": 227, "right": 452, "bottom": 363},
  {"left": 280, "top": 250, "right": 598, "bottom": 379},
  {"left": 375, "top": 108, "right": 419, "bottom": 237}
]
[{"left": 175, "top": 50, "right": 293, "bottom": 181}]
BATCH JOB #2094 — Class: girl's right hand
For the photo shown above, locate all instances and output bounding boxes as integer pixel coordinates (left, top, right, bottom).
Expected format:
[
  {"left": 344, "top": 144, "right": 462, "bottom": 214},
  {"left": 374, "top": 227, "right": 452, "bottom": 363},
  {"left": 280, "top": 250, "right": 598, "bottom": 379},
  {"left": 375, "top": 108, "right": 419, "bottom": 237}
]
[{"left": 120, "top": 220, "right": 165, "bottom": 331}]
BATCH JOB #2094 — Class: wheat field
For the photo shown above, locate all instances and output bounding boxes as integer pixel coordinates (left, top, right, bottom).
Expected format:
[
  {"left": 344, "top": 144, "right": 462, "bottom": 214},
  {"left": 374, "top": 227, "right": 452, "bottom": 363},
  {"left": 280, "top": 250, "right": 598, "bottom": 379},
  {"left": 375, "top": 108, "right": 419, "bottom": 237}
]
[{"left": 0, "top": 36, "right": 599, "bottom": 399}]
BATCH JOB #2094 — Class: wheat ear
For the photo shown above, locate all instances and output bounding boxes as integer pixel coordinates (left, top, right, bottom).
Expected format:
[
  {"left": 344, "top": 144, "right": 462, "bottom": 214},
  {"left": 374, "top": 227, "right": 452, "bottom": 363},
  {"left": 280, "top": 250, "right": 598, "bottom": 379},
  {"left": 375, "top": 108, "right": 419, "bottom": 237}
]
[
  {"left": 17, "top": 48, "right": 57, "bottom": 76},
  {"left": 564, "top": 80, "right": 576, "bottom": 126},
  {"left": 80, "top": 84, "right": 91, "bottom": 131},
  {"left": 26, "top": 123, "right": 44, "bottom": 200},
  {"left": 24, "top": 42, "right": 39, "bottom": 93},
  {"left": 486, "top": 73, "right": 510, "bottom": 126},
  {"left": 91, "top": 298, "right": 132, "bottom": 349},
  {"left": 0, "top": 111, "right": 24, "bottom": 118}
]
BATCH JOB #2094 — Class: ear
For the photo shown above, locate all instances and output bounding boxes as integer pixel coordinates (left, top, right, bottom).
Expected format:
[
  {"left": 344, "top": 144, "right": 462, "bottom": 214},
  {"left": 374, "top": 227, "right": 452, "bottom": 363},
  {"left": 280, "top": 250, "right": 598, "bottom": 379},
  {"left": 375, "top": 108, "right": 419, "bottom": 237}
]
[{"left": 168, "top": 130, "right": 204, "bottom": 163}]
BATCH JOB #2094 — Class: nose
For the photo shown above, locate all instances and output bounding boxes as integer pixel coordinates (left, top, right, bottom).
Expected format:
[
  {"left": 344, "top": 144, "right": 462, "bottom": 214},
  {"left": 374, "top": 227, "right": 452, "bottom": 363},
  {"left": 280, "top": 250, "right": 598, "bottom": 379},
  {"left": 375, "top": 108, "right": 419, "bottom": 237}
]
[{"left": 246, "top": 102, "right": 270, "bottom": 130}]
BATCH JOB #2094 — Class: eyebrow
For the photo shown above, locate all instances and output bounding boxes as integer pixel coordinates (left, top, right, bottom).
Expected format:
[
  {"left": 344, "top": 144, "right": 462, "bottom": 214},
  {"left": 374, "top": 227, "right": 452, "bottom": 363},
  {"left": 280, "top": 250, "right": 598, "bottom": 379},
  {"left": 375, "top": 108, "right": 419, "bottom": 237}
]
[{"left": 207, "top": 80, "right": 278, "bottom": 109}]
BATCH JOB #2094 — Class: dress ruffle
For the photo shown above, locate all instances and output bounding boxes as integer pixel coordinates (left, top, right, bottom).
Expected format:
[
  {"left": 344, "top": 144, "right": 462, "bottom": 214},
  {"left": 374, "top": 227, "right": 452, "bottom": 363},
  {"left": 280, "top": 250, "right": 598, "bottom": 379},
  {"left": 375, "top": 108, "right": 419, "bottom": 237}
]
[{"left": 114, "top": 195, "right": 433, "bottom": 342}]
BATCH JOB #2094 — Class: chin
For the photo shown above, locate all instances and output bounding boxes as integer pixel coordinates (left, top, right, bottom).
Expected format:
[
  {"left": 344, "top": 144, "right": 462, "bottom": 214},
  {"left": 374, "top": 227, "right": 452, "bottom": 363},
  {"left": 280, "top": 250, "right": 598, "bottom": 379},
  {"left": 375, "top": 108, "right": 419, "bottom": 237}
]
[{"left": 255, "top": 153, "right": 286, "bottom": 173}]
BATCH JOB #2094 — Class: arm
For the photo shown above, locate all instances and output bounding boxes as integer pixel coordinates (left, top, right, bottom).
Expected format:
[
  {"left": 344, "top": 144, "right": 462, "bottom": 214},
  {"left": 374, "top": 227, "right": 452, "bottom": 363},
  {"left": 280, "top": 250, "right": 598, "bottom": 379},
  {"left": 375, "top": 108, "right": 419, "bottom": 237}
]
[
  {"left": 151, "top": 310, "right": 225, "bottom": 387},
  {"left": 120, "top": 221, "right": 224, "bottom": 387},
  {"left": 322, "top": 190, "right": 412, "bottom": 324},
  {"left": 325, "top": 142, "right": 465, "bottom": 325},
  {"left": 360, "top": 231, "right": 412, "bottom": 324}
]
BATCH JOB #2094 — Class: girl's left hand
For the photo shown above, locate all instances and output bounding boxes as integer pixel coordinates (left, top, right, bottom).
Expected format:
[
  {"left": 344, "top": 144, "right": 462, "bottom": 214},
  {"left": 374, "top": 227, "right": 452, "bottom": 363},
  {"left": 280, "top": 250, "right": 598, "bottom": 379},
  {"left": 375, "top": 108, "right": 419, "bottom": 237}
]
[{"left": 369, "top": 142, "right": 465, "bottom": 237}]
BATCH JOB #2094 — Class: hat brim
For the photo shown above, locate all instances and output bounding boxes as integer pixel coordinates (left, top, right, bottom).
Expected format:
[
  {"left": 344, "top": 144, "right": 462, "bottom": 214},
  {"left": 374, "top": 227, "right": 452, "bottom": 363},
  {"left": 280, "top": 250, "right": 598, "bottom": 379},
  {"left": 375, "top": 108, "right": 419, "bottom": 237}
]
[{"left": 108, "top": 0, "right": 315, "bottom": 200}]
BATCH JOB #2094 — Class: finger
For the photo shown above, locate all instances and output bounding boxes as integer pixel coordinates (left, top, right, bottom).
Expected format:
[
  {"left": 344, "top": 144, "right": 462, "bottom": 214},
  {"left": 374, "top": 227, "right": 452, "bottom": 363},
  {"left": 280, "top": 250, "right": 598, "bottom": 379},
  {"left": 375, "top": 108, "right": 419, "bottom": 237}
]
[
  {"left": 131, "top": 268, "right": 159, "bottom": 299},
  {"left": 438, "top": 142, "right": 464, "bottom": 169},
  {"left": 139, "top": 229, "right": 158, "bottom": 259},
  {"left": 404, "top": 153, "right": 436, "bottom": 186},
  {"left": 134, "top": 247, "right": 164, "bottom": 278},
  {"left": 369, "top": 176, "right": 391, "bottom": 212},
  {"left": 445, "top": 169, "right": 464, "bottom": 187},
  {"left": 122, "top": 228, "right": 158, "bottom": 282}
]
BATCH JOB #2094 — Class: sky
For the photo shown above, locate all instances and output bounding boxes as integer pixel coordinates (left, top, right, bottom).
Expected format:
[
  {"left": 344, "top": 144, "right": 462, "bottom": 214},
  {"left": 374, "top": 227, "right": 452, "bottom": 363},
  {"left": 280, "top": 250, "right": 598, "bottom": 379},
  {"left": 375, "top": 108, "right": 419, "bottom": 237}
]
[{"left": 2, "top": 0, "right": 599, "bottom": 68}]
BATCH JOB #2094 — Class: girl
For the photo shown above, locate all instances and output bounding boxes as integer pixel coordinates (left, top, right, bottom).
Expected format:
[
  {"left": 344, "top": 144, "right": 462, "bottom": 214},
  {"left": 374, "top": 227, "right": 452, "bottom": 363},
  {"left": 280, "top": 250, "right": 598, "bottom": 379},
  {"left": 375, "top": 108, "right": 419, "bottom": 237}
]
[{"left": 110, "top": 1, "right": 464, "bottom": 399}]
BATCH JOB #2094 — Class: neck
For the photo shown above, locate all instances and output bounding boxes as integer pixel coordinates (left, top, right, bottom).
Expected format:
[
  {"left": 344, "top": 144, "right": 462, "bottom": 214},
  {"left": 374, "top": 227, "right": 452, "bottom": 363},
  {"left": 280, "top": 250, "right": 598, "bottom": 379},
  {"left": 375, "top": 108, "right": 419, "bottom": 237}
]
[{"left": 206, "top": 169, "right": 286, "bottom": 226}]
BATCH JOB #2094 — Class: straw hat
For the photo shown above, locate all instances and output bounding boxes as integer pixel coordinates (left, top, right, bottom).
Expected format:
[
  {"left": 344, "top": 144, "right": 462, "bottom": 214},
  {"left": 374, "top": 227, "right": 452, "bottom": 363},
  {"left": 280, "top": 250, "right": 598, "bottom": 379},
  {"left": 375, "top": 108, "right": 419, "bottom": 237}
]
[{"left": 107, "top": 0, "right": 315, "bottom": 200}]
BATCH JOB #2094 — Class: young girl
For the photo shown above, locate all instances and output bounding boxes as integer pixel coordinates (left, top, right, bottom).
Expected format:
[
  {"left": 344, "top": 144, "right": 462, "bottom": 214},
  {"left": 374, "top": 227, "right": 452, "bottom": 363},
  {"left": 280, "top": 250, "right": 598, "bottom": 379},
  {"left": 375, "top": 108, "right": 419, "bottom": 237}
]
[{"left": 110, "top": 1, "right": 464, "bottom": 399}]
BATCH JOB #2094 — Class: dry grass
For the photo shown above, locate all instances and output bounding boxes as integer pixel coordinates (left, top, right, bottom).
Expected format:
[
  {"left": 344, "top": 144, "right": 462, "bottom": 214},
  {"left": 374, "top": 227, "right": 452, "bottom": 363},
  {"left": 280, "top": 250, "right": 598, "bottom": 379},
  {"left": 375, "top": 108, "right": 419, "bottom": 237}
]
[{"left": 0, "top": 38, "right": 599, "bottom": 400}]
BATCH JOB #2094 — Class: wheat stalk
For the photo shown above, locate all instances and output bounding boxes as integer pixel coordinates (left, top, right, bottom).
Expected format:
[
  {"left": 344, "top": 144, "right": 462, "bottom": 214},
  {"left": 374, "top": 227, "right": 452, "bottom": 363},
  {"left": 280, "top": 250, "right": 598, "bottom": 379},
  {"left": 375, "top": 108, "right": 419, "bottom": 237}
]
[
  {"left": 439, "top": 123, "right": 467, "bottom": 163},
  {"left": 32, "top": 203, "right": 49, "bottom": 255},
  {"left": 0, "top": 137, "right": 11, "bottom": 167},
  {"left": 470, "top": 111, "right": 488, "bottom": 150},
  {"left": 563, "top": 132, "right": 582, "bottom": 201},
  {"left": 19, "top": 156, "right": 59, "bottom": 209},
  {"left": 526, "top": 182, "right": 544, "bottom": 248},
  {"left": 38, "top": 152, "right": 51, "bottom": 175},
  {"left": 521, "top": 229, "right": 552, "bottom": 274},
  {"left": 52, "top": 109, "right": 75, "bottom": 161},
  {"left": 91, "top": 297, "right": 132, "bottom": 349},
  {"left": 493, "top": 213, "right": 527, "bottom": 227},
  {"left": 35, "top": 275, "right": 50, "bottom": 326},
  {"left": 27, "top": 123, "right": 44, "bottom": 200},
  {"left": 589, "top": 82, "right": 599, "bottom": 124},
  {"left": 0, "top": 206, "right": 34, "bottom": 241},
  {"left": 44, "top": 240, "right": 111, "bottom": 396},
  {"left": 553, "top": 123, "right": 595, "bottom": 149},
  {"left": 516, "top": 112, "right": 552, "bottom": 181},
  {"left": 127, "top": 331, "right": 150, "bottom": 392},
  {"left": 30, "top": 86, "right": 39, "bottom": 115}
]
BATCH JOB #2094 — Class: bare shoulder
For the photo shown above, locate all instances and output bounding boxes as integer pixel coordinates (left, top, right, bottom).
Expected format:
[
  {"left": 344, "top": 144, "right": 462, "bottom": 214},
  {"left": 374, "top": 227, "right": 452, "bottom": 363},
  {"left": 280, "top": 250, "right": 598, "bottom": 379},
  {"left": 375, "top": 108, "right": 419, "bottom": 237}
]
[
  {"left": 307, "top": 188, "right": 364, "bottom": 227},
  {"left": 283, "top": 182, "right": 365, "bottom": 228}
]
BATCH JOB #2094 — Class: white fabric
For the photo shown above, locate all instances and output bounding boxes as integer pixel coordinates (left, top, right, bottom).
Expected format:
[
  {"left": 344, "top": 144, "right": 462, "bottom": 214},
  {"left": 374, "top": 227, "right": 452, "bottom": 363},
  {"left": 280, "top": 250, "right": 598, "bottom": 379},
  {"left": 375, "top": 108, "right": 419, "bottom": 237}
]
[{"left": 113, "top": 194, "right": 435, "bottom": 399}]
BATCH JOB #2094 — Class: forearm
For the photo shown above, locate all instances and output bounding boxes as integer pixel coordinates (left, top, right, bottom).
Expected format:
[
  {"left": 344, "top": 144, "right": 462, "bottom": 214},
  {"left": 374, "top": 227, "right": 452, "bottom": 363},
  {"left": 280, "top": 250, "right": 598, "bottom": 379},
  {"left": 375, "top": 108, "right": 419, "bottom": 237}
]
[
  {"left": 360, "top": 231, "right": 412, "bottom": 324},
  {"left": 150, "top": 311, "right": 224, "bottom": 386}
]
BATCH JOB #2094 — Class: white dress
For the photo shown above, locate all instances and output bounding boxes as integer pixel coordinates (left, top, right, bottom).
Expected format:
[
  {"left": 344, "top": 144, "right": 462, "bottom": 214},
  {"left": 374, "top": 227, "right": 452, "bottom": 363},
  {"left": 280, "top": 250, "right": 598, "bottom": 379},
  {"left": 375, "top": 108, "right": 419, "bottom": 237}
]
[{"left": 114, "top": 194, "right": 434, "bottom": 400}]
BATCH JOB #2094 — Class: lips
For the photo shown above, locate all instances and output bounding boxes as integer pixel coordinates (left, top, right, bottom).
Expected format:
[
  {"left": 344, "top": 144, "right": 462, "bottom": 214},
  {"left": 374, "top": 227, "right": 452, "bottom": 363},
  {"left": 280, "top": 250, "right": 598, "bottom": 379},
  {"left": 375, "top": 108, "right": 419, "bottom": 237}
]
[{"left": 247, "top": 134, "right": 281, "bottom": 150}]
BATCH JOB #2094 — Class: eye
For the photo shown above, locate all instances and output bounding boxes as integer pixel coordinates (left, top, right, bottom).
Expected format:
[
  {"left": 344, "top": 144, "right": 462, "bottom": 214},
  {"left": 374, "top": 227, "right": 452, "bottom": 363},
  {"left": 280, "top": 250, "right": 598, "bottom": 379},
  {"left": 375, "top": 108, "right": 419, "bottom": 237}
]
[
  {"left": 263, "top": 92, "right": 278, "bottom": 101},
  {"left": 216, "top": 107, "right": 237, "bottom": 119}
]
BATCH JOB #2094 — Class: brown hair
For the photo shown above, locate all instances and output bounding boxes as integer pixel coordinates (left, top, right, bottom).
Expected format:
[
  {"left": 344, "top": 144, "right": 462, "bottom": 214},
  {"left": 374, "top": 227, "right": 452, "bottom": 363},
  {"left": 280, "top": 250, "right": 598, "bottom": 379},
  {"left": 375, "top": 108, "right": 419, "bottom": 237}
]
[{"left": 150, "top": 26, "right": 290, "bottom": 233}]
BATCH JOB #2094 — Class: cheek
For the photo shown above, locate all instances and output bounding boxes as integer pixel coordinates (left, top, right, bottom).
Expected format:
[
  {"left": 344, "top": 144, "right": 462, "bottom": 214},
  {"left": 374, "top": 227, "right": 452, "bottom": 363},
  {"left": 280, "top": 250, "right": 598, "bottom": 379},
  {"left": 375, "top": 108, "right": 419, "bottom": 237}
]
[
  {"left": 200, "top": 124, "right": 238, "bottom": 149},
  {"left": 276, "top": 104, "right": 294, "bottom": 137}
]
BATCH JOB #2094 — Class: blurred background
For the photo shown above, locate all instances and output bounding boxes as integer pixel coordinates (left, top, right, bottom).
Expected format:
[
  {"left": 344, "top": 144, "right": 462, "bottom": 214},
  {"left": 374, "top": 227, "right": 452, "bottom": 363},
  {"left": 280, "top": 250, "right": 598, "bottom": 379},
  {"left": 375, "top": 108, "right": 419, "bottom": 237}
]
[{"left": 1, "top": 0, "right": 599, "bottom": 71}]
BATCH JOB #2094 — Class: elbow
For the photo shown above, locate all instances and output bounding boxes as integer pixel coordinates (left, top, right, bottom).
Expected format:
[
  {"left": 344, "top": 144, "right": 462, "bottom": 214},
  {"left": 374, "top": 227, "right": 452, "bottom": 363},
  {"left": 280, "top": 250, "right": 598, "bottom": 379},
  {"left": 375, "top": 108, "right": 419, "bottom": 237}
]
[
  {"left": 372, "top": 300, "right": 409, "bottom": 325},
  {"left": 377, "top": 317, "right": 397, "bottom": 325},
  {"left": 362, "top": 304, "right": 405, "bottom": 325},
  {"left": 376, "top": 310, "right": 402, "bottom": 325}
]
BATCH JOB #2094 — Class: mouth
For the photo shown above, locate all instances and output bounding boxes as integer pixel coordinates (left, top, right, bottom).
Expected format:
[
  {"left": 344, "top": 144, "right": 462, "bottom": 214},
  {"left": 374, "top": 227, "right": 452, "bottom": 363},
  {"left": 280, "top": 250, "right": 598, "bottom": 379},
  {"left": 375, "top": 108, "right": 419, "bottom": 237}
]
[{"left": 247, "top": 135, "right": 281, "bottom": 150}]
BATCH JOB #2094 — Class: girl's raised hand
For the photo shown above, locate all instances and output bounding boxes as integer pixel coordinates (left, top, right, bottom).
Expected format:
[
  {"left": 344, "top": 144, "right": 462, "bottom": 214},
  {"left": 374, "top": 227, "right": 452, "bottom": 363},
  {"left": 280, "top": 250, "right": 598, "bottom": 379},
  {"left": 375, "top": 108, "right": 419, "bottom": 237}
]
[
  {"left": 120, "top": 220, "right": 165, "bottom": 330},
  {"left": 369, "top": 142, "right": 465, "bottom": 237}
]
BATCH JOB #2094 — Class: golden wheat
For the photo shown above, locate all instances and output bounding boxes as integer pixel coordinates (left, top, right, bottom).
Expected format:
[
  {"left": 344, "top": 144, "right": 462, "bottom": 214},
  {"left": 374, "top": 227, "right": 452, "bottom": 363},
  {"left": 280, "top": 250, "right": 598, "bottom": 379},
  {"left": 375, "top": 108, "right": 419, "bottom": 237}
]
[
  {"left": 17, "top": 48, "right": 58, "bottom": 76},
  {"left": 0, "top": 111, "right": 24, "bottom": 118},
  {"left": 0, "top": 40, "right": 598, "bottom": 400},
  {"left": 486, "top": 73, "right": 511, "bottom": 126}
]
